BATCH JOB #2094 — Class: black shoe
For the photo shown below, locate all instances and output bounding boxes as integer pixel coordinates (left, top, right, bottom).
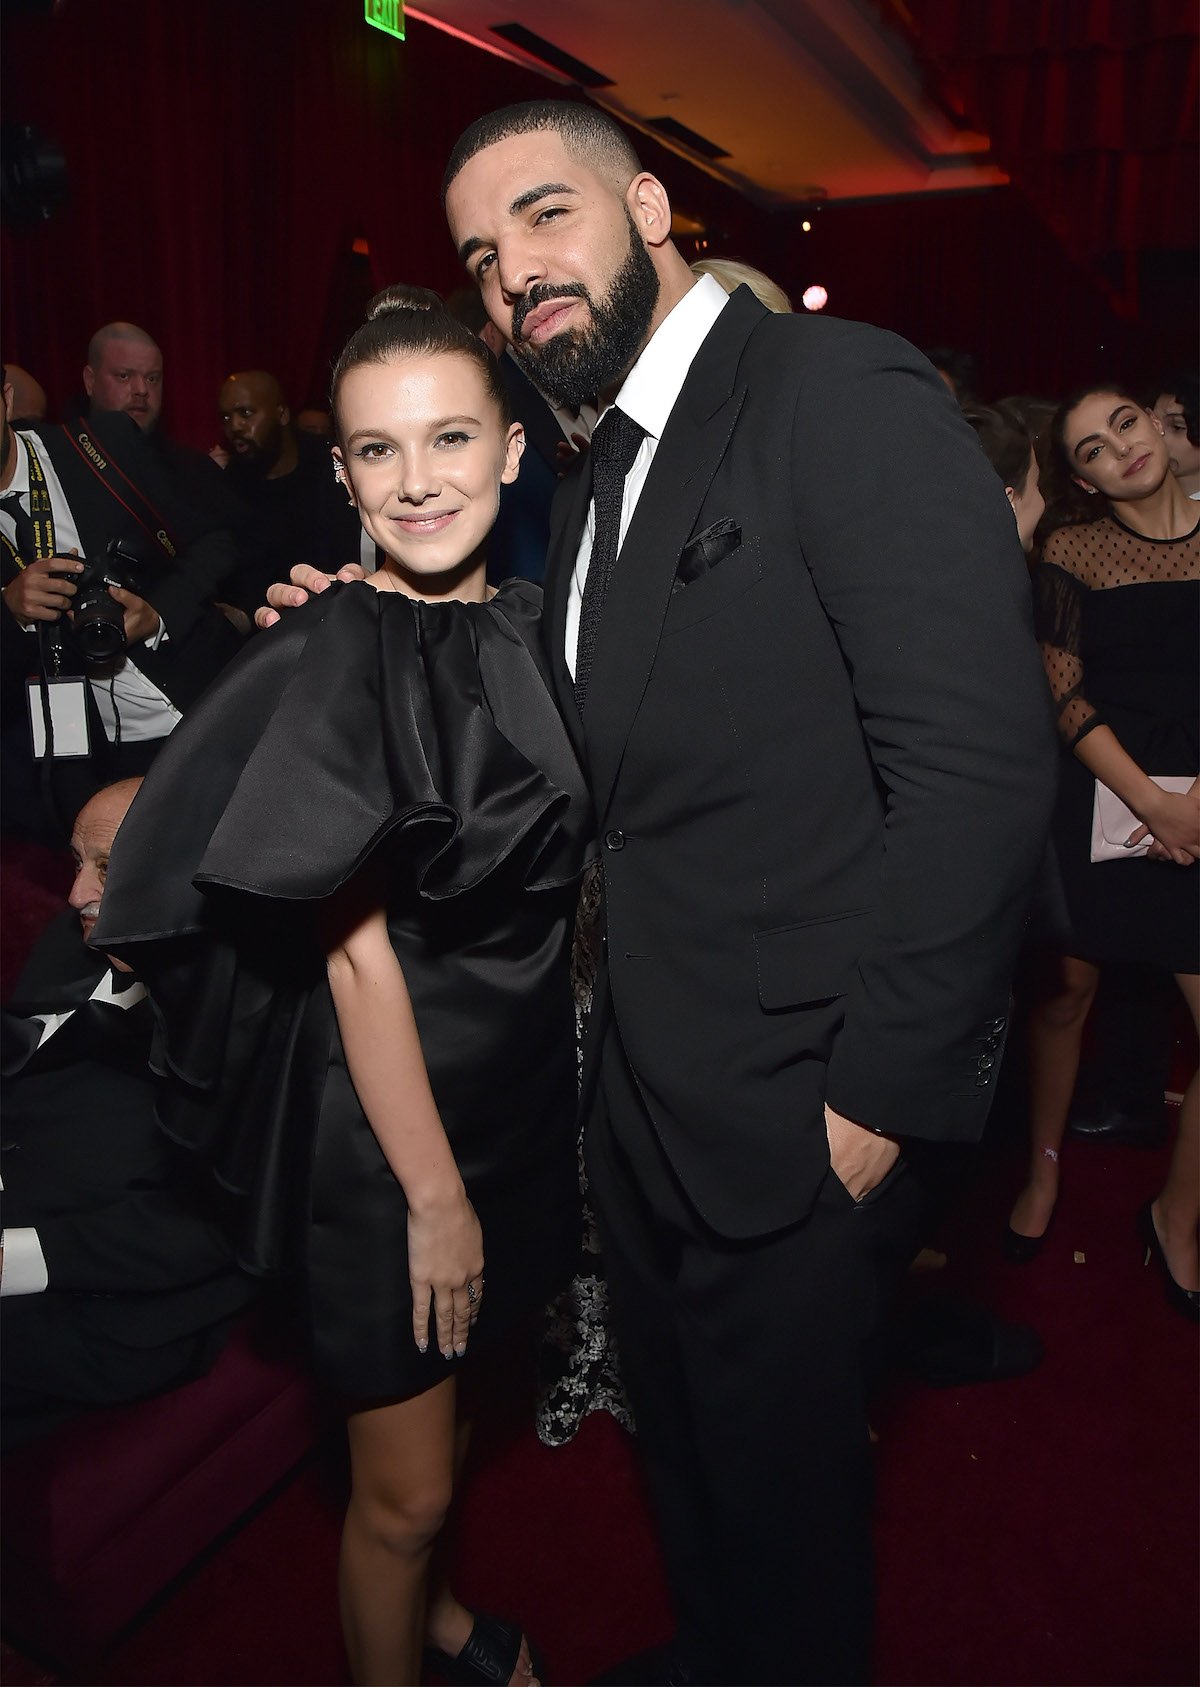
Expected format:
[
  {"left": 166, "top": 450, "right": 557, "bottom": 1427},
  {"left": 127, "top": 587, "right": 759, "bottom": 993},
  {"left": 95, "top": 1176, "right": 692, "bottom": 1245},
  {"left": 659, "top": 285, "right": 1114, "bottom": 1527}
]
[
  {"left": 1138, "top": 1201, "right": 1200, "bottom": 1323},
  {"left": 590, "top": 1644, "right": 705, "bottom": 1685},
  {"left": 899, "top": 1299, "right": 1044, "bottom": 1386},
  {"left": 1068, "top": 1107, "right": 1167, "bottom": 1148},
  {"left": 1003, "top": 1222, "right": 1048, "bottom": 1264},
  {"left": 426, "top": 1616, "right": 545, "bottom": 1686}
]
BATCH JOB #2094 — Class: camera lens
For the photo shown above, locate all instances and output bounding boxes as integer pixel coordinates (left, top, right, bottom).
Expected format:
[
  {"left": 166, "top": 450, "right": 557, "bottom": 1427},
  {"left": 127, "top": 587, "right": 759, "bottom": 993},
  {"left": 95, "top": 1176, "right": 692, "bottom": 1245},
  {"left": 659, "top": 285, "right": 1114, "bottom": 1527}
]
[{"left": 74, "top": 591, "right": 126, "bottom": 663}]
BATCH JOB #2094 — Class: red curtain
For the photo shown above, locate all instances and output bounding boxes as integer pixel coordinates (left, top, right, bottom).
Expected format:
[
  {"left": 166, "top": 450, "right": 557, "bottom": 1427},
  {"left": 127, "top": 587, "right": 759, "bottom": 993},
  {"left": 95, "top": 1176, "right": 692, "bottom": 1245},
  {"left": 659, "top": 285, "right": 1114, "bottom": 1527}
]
[
  {"left": 899, "top": 0, "right": 1198, "bottom": 309},
  {"left": 2, "top": 0, "right": 1189, "bottom": 439},
  {"left": 0, "top": 0, "right": 776, "bottom": 448}
]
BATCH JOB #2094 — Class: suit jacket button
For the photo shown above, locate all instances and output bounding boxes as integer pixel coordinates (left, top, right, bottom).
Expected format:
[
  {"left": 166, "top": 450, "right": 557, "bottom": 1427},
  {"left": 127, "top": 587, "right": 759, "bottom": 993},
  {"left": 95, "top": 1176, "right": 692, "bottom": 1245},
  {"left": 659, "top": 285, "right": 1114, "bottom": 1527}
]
[
  {"left": 604, "top": 829, "right": 626, "bottom": 851},
  {"left": 978, "top": 1053, "right": 995, "bottom": 1070}
]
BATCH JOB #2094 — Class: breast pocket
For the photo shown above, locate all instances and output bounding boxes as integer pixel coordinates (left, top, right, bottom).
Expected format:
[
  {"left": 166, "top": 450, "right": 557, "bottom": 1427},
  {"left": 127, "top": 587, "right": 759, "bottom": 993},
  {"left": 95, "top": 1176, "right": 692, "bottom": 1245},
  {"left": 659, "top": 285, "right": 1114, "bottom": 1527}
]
[{"left": 661, "top": 546, "right": 763, "bottom": 635}]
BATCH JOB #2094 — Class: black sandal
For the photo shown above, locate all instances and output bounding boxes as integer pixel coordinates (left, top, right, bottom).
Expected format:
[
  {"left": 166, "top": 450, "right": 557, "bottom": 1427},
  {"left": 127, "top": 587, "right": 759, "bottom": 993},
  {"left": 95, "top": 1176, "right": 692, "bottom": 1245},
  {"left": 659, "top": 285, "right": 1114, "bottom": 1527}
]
[{"left": 426, "top": 1614, "right": 545, "bottom": 1685}]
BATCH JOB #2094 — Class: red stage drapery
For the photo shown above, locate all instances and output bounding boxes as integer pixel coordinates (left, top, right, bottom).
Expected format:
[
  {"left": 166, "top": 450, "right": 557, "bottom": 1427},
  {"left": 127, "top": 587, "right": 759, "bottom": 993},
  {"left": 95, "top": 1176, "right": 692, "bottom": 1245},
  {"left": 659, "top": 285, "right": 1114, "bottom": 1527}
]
[{"left": 898, "top": 0, "right": 1199, "bottom": 312}]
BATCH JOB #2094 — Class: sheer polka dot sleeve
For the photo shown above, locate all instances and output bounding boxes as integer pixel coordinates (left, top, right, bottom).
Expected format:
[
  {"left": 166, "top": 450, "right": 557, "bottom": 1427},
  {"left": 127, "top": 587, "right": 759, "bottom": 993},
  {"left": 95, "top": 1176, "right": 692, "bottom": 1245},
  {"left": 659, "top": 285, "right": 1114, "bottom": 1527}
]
[{"left": 1034, "top": 556, "right": 1100, "bottom": 748}]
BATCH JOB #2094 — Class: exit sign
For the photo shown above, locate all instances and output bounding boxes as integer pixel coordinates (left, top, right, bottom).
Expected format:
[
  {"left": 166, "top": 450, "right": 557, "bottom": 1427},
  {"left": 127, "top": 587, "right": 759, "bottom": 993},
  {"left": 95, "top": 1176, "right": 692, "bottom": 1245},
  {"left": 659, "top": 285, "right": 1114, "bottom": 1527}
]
[{"left": 365, "top": 0, "right": 404, "bottom": 39}]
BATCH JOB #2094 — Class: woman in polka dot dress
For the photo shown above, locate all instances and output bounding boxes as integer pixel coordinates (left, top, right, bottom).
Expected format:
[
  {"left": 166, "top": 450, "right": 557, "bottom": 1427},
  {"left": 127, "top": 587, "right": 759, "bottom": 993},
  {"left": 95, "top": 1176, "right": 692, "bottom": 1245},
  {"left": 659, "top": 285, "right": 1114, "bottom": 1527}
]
[{"left": 1006, "top": 385, "right": 1198, "bottom": 1320}]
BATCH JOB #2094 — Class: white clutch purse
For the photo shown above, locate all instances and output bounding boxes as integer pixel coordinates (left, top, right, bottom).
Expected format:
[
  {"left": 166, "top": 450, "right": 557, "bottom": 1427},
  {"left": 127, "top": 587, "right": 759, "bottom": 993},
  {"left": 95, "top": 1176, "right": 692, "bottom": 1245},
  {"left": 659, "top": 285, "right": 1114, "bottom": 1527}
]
[{"left": 1090, "top": 775, "right": 1194, "bottom": 863}]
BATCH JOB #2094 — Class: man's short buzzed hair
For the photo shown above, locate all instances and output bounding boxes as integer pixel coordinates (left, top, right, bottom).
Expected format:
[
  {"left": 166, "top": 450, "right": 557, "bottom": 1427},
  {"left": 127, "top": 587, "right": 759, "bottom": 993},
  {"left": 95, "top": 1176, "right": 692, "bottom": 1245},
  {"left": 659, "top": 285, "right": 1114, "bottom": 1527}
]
[
  {"left": 442, "top": 100, "right": 643, "bottom": 204},
  {"left": 86, "top": 321, "right": 160, "bottom": 368}
]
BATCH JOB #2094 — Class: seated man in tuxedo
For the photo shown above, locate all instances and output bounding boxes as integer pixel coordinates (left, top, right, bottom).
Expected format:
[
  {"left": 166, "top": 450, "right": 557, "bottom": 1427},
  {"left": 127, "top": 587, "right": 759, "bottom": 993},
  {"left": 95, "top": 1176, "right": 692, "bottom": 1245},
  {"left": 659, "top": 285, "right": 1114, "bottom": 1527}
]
[
  {"left": 0, "top": 779, "right": 256, "bottom": 1450},
  {"left": 0, "top": 358, "right": 242, "bottom": 842}
]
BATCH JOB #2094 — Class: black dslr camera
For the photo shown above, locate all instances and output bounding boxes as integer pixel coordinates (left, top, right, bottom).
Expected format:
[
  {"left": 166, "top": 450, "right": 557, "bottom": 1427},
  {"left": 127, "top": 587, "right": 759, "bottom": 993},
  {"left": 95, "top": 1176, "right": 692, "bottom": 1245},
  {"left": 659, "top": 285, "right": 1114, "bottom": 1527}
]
[{"left": 53, "top": 539, "right": 140, "bottom": 664}]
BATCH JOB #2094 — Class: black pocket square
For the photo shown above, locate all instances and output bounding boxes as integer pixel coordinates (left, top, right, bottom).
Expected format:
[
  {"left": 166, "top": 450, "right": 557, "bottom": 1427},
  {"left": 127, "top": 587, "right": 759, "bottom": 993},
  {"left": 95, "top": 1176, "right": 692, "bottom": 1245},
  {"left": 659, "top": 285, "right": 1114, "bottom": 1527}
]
[{"left": 674, "top": 518, "right": 742, "bottom": 589}]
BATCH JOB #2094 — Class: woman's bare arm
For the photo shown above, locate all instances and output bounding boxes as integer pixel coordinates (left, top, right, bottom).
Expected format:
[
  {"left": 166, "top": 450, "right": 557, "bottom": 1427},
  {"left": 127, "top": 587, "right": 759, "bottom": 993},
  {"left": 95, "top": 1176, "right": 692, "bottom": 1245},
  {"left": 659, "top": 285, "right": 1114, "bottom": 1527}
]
[{"left": 322, "top": 871, "right": 483, "bottom": 1358}]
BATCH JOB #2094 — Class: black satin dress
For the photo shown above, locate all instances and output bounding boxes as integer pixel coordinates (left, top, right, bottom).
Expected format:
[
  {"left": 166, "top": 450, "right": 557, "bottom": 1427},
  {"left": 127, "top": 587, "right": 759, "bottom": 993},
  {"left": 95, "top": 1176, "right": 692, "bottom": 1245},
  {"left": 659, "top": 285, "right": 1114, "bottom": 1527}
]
[{"left": 93, "top": 580, "right": 593, "bottom": 1401}]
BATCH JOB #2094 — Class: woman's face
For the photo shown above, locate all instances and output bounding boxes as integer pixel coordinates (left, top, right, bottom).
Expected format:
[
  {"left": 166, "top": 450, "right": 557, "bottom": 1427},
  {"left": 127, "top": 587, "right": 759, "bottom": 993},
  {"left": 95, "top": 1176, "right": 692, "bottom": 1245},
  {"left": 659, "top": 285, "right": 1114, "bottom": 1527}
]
[
  {"left": 333, "top": 351, "right": 523, "bottom": 592},
  {"left": 1063, "top": 392, "right": 1169, "bottom": 503},
  {"left": 1006, "top": 449, "right": 1044, "bottom": 554}
]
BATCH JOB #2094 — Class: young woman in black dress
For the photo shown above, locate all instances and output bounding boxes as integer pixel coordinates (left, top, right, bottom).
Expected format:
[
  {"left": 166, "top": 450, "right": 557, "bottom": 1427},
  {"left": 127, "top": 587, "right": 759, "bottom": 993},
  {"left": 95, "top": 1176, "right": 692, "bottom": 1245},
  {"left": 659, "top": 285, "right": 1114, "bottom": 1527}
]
[
  {"left": 94, "top": 291, "right": 592, "bottom": 1681},
  {"left": 1006, "top": 386, "right": 1198, "bottom": 1319}
]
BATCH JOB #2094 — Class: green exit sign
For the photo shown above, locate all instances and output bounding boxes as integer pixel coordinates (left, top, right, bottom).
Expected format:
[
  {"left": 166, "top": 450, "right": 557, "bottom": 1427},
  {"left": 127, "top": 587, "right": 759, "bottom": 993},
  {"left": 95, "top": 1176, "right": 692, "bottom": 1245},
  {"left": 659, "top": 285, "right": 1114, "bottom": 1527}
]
[{"left": 365, "top": 0, "right": 404, "bottom": 39}]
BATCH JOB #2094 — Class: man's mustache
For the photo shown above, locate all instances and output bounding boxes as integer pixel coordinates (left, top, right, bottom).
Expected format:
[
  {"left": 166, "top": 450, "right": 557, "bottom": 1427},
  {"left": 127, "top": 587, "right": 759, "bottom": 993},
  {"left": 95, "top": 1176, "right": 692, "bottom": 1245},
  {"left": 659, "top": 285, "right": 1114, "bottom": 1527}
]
[{"left": 512, "top": 282, "right": 590, "bottom": 343}]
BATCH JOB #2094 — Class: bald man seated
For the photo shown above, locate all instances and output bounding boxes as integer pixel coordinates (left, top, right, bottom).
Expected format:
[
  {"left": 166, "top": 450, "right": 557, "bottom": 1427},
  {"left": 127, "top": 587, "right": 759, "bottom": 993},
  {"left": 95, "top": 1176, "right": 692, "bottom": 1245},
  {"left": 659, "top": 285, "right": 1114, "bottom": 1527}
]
[
  {"left": 1, "top": 780, "right": 256, "bottom": 1449},
  {"left": 216, "top": 369, "right": 363, "bottom": 614}
]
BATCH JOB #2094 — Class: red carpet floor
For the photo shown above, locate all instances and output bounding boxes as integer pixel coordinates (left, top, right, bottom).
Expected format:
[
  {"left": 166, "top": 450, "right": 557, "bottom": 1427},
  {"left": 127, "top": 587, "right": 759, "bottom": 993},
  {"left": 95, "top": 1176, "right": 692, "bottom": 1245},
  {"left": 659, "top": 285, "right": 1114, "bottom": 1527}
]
[{"left": 3, "top": 840, "right": 1197, "bottom": 1686}]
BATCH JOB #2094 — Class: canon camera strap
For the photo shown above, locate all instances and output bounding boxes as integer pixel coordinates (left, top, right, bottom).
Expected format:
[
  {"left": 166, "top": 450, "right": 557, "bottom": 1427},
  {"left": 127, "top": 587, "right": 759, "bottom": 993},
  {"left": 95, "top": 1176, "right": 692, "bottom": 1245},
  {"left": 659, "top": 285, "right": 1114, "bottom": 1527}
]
[{"left": 57, "top": 421, "right": 179, "bottom": 558}]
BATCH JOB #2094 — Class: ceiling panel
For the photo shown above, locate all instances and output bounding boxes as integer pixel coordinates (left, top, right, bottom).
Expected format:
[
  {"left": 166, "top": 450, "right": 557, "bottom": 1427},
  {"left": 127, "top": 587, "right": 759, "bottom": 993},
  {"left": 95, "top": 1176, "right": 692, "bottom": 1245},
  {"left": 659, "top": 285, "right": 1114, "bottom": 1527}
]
[{"left": 408, "top": 0, "right": 1008, "bottom": 204}]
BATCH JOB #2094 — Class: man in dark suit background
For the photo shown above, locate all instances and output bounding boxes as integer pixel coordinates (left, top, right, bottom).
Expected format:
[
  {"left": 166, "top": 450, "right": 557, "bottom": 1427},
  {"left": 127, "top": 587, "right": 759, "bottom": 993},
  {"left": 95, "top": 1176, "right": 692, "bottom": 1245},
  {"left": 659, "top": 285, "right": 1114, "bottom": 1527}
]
[
  {"left": 439, "top": 102, "right": 1058, "bottom": 1686},
  {"left": 1, "top": 779, "right": 255, "bottom": 1450}
]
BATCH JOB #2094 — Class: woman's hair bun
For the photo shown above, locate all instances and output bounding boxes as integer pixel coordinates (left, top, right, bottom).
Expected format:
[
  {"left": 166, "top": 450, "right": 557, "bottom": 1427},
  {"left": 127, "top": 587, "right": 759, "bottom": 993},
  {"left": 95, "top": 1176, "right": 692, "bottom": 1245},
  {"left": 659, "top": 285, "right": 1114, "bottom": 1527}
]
[{"left": 365, "top": 283, "right": 443, "bottom": 322}]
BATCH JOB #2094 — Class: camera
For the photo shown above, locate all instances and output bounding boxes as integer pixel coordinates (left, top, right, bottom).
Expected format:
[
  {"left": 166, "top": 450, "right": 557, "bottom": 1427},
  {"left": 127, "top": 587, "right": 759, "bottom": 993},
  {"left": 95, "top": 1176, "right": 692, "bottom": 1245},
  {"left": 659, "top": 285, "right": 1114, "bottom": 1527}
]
[{"left": 53, "top": 539, "right": 140, "bottom": 664}]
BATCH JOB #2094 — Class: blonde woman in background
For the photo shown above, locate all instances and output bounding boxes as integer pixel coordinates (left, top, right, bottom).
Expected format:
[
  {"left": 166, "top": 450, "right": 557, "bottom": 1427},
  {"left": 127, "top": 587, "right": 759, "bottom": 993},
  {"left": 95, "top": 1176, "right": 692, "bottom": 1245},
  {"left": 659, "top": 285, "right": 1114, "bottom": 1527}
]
[{"left": 691, "top": 256, "right": 792, "bottom": 314}]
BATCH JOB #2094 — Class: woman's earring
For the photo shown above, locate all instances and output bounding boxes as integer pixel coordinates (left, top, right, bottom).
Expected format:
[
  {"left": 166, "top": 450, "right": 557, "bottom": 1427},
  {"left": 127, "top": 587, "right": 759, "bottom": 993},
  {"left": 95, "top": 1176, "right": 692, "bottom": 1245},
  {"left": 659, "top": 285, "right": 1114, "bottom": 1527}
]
[
  {"left": 1084, "top": 486, "right": 1097, "bottom": 495},
  {"left": 333, "top": 462, "right": 347, "bottom": 485}
]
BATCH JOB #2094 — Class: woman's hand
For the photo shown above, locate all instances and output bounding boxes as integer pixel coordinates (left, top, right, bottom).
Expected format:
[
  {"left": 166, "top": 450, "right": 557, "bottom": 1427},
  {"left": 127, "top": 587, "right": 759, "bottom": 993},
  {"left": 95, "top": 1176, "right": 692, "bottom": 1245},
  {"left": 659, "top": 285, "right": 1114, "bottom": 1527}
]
[
  {"left": 1127, "top": 779, "right": 1200, "bottom": 866},
  {"left": 407, "top": 1190, "right": 484, "bottom": 1360},
  {"left": 254, "top": 562, "right": 367, "bottom": 630}
]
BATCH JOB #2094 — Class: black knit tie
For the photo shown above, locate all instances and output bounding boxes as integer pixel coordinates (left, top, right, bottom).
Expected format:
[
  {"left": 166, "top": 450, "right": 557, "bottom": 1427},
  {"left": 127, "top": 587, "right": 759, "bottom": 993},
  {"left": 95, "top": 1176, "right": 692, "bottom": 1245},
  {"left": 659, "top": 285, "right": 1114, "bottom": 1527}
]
[
  {"left": 0, "top": 491, "right": 37, "bottom": 562},
  {"left": 574, "top": 406, "right": 646, "bottom": 713}
]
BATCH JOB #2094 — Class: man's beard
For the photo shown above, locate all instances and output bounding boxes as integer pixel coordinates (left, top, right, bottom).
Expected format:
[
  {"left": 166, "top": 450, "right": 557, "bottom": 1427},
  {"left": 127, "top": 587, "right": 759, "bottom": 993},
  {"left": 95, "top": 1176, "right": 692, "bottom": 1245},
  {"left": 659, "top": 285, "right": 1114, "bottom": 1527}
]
[
  {"left": 510, "top": 209, "right": 660, "bottom": 410},
  {"left": 228, "top": 432, "right": 282, "bottom": 481}
]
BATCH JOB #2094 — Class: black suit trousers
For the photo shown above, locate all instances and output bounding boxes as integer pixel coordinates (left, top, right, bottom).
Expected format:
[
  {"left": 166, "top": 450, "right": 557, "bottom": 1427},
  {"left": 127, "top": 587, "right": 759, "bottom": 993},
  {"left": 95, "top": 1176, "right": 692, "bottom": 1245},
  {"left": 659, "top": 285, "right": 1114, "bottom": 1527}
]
[{"left": 586, "top": 1023, "right": 928, "bottom": 1686}]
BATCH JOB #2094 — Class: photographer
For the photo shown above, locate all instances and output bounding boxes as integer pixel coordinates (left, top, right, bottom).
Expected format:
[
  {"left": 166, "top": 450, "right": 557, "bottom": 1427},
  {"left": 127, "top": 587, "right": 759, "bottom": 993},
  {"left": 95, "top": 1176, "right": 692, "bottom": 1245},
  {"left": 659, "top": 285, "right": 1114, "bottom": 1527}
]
[{"left": 0, "top": 367, "right": 241, "bottom": 840}]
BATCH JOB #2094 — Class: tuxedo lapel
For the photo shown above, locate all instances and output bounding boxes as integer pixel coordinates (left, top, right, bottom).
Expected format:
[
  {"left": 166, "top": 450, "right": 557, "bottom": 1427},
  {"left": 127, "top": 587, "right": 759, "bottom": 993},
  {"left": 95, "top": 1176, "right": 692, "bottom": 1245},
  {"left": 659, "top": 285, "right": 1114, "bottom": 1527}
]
[
  {"left": 582, "top": 290, "right": 762, "bottom": 824},
  {"left": 542, "top": 455, "right": 594, "bottom": 765}
]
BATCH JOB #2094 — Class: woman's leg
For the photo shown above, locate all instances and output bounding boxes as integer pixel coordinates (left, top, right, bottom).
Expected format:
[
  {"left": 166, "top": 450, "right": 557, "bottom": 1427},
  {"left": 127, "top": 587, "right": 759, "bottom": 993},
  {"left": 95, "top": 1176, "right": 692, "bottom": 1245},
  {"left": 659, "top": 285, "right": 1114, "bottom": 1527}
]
[
  {"left": 340, "top": 1376, "right": 457, "bottom": 1686},
  {"left": 424, "top": 1403, "right": 538, "bottom": 1682},
  {"left": 1150, "top": 974, "right": 1200, "bottom": 1293},
  {"left": 1010, "top": 954, "right": 1101, "bottom": 1239}
]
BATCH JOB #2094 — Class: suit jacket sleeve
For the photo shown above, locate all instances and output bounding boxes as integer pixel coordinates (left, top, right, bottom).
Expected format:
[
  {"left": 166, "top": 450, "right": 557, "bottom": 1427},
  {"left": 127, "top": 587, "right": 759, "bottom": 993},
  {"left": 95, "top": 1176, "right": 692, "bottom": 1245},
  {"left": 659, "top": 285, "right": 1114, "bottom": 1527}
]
[
  {"left": 28, "top": 1187, "right": 239, "bottom": 1297},
  {"left": 787, "top": 327, "right": 1057, "bottom": 1140},
  {"left": 81, "top": 414, "right": 238, "bottom": 642}
]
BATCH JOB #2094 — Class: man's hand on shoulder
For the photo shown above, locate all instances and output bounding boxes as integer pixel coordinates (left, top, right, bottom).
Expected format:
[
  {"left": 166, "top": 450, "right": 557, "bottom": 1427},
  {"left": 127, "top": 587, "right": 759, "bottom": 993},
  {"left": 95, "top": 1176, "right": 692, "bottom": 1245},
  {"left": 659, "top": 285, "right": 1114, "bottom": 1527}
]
[
  {"left": 825, "top": 1105, "right": 900, "bottom": 1202},
  {"left": 254, "top": 562, "right": 366, "bottom": 630}
]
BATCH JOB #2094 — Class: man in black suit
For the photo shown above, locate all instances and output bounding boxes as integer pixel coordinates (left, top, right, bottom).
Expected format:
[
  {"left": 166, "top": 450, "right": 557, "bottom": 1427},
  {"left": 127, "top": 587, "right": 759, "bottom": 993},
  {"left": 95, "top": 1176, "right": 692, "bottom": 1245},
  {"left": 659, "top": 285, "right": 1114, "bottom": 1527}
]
[
  {"left": 1, "top": 779, "right": 255, "bottom": 1449},
  {"left": 440, "top": 102, "right": 1058, "bottom": 1686},
  {"left": 269, "top": 99, "right": 1057, "bottom": 1684},
  {"left": 0, "top": 361, "right": 241, "bottom": 839}
]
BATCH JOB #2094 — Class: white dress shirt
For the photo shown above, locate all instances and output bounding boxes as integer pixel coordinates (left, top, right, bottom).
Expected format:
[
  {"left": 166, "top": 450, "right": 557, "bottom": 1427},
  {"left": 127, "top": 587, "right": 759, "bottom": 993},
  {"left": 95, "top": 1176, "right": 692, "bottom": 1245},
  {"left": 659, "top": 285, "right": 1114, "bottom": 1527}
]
[
  {"left": 1, "top": 968, "right": 148, "bottom": 1298},
  {"left": 564, "top": 274, "right": 729, "bottom": 677},
  {"left": 1, "top": 432, "right": 180, "bottom": 743}
]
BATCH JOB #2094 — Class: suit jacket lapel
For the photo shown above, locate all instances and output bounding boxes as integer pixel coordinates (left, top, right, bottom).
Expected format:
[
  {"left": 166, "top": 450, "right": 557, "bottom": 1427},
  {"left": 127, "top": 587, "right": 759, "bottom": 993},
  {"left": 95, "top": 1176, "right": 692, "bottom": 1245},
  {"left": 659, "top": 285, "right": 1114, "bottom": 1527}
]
[{"left": 582, "top": 289, "right": 763, "bottom": 824}]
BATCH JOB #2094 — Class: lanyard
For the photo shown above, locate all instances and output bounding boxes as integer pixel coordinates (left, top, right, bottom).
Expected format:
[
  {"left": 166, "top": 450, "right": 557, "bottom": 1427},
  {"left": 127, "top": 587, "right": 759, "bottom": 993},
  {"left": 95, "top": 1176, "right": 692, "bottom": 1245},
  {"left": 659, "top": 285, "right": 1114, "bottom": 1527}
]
[{"left": 0, "top": 436, "right": 58, "bottom": 572}]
